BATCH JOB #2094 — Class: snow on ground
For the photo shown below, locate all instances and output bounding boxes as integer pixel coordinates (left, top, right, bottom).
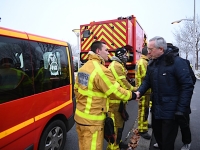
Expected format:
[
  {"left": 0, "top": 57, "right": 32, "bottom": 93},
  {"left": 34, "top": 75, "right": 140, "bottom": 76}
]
[{"left": 195, "top": 70, "right": 200, "bottom": 80}]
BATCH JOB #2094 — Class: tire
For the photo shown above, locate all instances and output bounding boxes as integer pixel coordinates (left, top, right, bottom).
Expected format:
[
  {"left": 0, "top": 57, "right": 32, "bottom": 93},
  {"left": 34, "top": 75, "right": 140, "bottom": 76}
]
[{"left": 38, "top": 120, "right": 67, "bottom": 150}]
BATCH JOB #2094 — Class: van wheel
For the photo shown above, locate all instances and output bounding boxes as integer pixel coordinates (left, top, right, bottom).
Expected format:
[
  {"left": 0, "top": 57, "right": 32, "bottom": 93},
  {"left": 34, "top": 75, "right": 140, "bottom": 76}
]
[{"left": 39, "top": 120, "right": 67, "bottom": 150}]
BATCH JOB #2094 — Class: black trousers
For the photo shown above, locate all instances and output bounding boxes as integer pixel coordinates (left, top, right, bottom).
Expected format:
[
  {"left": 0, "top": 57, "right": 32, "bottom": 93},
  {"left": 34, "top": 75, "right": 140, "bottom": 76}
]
[
  {"left": 152, "top": 115, "right": 178, "bottom": 150},
  {"left": 178, "top": 114, "right": 191, "bottom": 144}
]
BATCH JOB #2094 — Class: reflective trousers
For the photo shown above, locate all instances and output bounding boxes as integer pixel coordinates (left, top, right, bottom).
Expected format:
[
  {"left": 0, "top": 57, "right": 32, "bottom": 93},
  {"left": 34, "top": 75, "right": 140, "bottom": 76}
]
[
  {"left": 138, "top": 95, "right": 150, "bottom": 132},
  {"left": 107, "top": 111, "right": 124, "bottom": 150},
  {"left": 76, "top": 123, "right": 104, "bottom": 150}
]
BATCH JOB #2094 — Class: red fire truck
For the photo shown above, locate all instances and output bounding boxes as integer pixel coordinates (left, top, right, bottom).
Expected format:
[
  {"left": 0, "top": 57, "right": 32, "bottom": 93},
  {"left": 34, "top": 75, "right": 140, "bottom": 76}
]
[{"left": 80, "top": 15, "right": 147, "bottom": 78}]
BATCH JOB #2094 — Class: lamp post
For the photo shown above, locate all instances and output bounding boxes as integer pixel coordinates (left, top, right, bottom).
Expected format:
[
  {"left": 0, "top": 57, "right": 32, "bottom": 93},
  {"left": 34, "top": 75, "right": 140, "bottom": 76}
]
[
  {"left": 72, "top": 29, "right": 80, "bottom": 69},
  {"left": 171, "top": 0, "right": 196, "bottom": 71}
]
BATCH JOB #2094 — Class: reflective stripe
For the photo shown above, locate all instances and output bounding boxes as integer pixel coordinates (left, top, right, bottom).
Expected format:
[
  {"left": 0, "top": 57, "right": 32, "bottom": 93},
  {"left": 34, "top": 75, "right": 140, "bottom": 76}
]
[
  {"left": 91, "top": 130, "right": 98, "bottom": 150},
  {"left": 75, "top": 62, "right": 107, "bottom": 121},
  {"left": 78, "top": 88, "right": 106, "bottom": 98},
  {"left": 0, "top": 118, "right": 34, "bottom": 139},
  {"left": 109, "top": 62, "right": 126, "bottom": 86},
  {"left": 76, "top": 109, "right": 106, "bottom": 120},
  {"left": 85, "top": 70, "right": 97, "bottom": 114},
  {"left": 109, "top": 61, "right": 129, "bottom": 90},
  {"left": 105, "top": 82, "right": 120, "bottom": 96},
  {"left": 0, "top": 100, "right": 72, "bottom": 139},
  {"left": 135, "top": 58, "right": 147, "bottom": 86},
  {"left": 94, "top": 61, "right": 118, "bottom": 96},
  {"left": 93, "top": 61, "right": 129, "bottom": 100},
  {"left": 74, "top": 83, "right": 78, "bottom": 88}
]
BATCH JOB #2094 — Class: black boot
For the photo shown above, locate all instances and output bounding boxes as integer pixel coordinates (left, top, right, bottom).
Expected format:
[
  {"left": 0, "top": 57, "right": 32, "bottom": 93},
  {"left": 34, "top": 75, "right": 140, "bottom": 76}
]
[{"left": 119, "top": 142, "right": 129, "bottom": 149}]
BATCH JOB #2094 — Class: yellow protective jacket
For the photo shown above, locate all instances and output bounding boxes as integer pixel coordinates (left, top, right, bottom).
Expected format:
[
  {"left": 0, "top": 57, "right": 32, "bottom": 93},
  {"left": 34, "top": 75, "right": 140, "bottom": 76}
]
[
  {"left": 74, "top": 51, "right": 132, "bottom": 125},
  {"left": 135, "top": 55, "right": 151, "bottom": 94},
  {"left": 108, "top": 56, "right": 137, "bottom": 112},
  {"left": 108, "top": 56, "right": 137, "bottom": 92}
]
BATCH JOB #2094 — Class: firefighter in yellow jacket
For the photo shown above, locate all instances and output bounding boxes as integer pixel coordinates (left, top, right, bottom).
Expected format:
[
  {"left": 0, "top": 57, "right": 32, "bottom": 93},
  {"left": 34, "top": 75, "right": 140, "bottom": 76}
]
[
  {"left": 74, "top": 41, "right": 136, "bottom": 150},
  {"left": 107, "top": 47, "right": 137, "bottom": 150},
  {"left": 135, "top": 46, "right": 151, "bottom": 139}
]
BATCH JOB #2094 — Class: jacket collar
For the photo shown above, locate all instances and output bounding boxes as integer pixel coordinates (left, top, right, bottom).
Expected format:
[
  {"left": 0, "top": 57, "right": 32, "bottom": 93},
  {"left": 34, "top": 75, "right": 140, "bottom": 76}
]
[
  {"left": 88, "top": 51, "right": 105, "bottom": 65},
  {"left": 111, "top": 56, "right": 123, "bottom": 63},
  {"left": 140, "top": 55, "right": 149, "bottom": 61}
]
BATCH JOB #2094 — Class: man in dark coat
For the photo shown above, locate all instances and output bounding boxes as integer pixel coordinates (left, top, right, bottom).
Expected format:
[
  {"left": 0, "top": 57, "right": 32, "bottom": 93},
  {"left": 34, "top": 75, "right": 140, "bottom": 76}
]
[{"left": 135, "top": 36, "right": 194, "bottom": 150}]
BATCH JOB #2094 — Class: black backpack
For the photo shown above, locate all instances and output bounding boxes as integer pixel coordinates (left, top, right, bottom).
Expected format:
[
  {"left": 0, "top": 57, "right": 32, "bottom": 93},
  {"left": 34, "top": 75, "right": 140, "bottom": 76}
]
[{"left": 104, "top": 114, "right": 115, "bottom": 144}]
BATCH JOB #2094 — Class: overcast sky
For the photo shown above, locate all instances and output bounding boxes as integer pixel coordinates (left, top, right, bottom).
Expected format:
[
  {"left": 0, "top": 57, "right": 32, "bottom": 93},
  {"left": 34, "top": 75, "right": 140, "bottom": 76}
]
[{"left": 1, "top": 0, "right": 200, "bottom": 46}]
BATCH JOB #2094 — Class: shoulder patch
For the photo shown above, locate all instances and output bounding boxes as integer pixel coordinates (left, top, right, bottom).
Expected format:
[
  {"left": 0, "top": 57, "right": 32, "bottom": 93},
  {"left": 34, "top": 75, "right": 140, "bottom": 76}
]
[{"left": 78, "top": 72, "right": 90, "bottom": 86}]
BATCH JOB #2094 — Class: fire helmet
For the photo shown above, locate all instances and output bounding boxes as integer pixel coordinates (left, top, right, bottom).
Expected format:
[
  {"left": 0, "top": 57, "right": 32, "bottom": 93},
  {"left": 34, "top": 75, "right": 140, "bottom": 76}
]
[{"left": 115, "top": 47, "right": 128, "bottom": 64}]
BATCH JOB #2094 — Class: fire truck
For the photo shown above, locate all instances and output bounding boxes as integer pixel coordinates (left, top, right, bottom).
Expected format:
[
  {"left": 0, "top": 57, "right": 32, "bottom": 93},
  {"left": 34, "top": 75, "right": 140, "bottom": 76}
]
[{"left": 80, "top": 15, "right": 147, "bottom": 78}]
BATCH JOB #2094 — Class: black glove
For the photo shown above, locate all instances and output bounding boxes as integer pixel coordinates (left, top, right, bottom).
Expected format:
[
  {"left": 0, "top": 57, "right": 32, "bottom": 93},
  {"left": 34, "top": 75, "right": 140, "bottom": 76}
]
[
  {"left": 175, "top": 111, "right": 188, "bottom": 129},
  {"left": 131, "top": 91, "right": 136, "bottom": 100},
  {"left": 118, "top": 101, "right": 129, "bottom": 121},
  {"left": 104, "top": 116, "right": 115, "bottom": 143}
]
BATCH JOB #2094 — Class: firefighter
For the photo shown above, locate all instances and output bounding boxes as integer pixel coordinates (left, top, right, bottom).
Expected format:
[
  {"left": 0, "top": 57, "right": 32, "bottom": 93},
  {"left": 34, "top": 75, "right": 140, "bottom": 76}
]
[
  {"left": 74, "top": 41, "right": 136, "bottom": 150},
  {"left": 135, "top": 46, "right": 151, "bottom": 139},
  {"left": 0, "top": 58, "right": 33, "bottom": 103},
  {"left": 107, "top": 47, "right": 137, "bottom": 150}
]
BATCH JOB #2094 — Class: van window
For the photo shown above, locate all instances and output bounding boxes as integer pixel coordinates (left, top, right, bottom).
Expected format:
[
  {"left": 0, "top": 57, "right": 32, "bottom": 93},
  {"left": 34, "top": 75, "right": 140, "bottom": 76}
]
[
  {"left": 29, "top": 41, "right": 70, "bottom": 93},
  {"left": 0, "top": 36, "right": 34, "bottom": 103}
]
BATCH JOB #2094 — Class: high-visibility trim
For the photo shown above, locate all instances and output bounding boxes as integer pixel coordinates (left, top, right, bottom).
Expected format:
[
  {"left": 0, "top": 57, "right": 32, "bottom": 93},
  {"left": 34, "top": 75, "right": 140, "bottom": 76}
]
[
  {"left": 84, "top": 70, "right": 97, "bottom": 114},
  {"left": 0, "top": 27, "right": 28, "bottom": 39},
  {"left": 91, "top": 131, "right": 98, "bottom": 150},
  {"left": 77, "top": 88, "right": 106, "bottom": 98},
  {"left": 65, "top": 46, "right": 72, "bottom": 85},
  {"left": 95, "top": 61, "right": 130, "bottom": 100},
  {"left": 0, "top": 27, "right": 68, "bottom": 46},
  {"left": 110, "top": 113, "right": 116, "bottom": 133},
  {"left": 35, "top": 100, "right": 72, "bottom": 121},
  {"left": 135, "top": 59, "right": 147, "bottom": 86},
  {"left": 0, "top": 118, "right": 34, "bottom": 139},
  {"left": 0, "top": 100, "right": 72, "bottom": 139},
  {"left": 109, "top": 61, "right": 130, "bottom": 91},
  {"left": 28, "top": 34, "right": 67, "bottom": 46},
  {"left": 76, "top": 109, "right": 106, "bottom": 120},
  {"left": 93, "top": 61, "right": 121, "bottom": 96},
  {"left": 83, "top": 25, "right": 101, "bottom": 50},
  {"left": 74, "top": 83, "right": 78, "bottom": 88},
  {"left": 109, "top": 62, "right": 126, "bottom": 86},
  {"left": 105, "top": 82, "right": 120, "bottom": 96}
]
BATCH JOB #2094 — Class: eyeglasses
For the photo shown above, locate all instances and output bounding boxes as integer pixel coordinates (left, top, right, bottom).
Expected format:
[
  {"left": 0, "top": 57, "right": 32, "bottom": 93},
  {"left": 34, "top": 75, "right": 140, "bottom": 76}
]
[{"left": 147, "top": 47, "right": 157, "bottom": 52}]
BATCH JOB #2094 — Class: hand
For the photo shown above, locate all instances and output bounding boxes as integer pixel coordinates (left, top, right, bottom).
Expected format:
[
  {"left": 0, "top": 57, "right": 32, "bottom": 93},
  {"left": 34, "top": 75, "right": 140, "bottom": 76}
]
[
  {"left": 174, "top": 112, "right": 188, "bottom": 128},
  {"left": 134, "top": 91, "right": 140, "bottom": 101},
  {"left": 131, "top": 92, "right": 137, "bottom": 100}
]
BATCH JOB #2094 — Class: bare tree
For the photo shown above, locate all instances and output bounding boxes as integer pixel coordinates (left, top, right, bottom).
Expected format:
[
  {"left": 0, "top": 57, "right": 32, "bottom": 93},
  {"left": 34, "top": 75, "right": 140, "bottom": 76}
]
[
  {"left": 172, "top": 15, "right": 200, "bottom": 70},
  {"left": 67, "top": 42, "right": 80, "bottom": 57}
]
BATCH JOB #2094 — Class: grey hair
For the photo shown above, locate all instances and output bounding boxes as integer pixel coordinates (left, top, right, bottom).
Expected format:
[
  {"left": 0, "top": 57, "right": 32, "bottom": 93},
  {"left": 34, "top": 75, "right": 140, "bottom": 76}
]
[{"left": 149, "top": 36, "right": 167, "bottom": 51}]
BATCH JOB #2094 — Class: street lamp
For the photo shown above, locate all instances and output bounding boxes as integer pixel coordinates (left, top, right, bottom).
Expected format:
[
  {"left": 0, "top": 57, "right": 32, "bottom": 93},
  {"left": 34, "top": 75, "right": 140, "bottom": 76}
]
[
  {"left": 171, "top": 0, "right": 196, "bottom": 71},
  {"left": 72, "top": 29, "right": 80, "bottom": 69}
]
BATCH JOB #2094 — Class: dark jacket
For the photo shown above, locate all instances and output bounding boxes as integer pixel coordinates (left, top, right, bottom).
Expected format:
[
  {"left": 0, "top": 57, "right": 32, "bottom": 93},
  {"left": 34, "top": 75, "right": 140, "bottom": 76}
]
[{"left": 138, "top": 49, "right": 194, "bottom": 119}]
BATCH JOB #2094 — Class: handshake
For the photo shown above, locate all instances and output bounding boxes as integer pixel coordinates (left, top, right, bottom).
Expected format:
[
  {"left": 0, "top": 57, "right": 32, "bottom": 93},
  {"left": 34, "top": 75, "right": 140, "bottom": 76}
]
[{"left": 131, "top": 91, "right": 140, "bottom": 100}]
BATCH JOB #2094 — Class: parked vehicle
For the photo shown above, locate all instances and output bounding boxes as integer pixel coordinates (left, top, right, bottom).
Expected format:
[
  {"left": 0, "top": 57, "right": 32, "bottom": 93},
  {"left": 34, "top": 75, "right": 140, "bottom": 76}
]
[
  {"left": 0, "top": 26, "right": 76, "bottom": 150},
  {"left": 80, "top": 15, "right": 147, "bottom": 78}
]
